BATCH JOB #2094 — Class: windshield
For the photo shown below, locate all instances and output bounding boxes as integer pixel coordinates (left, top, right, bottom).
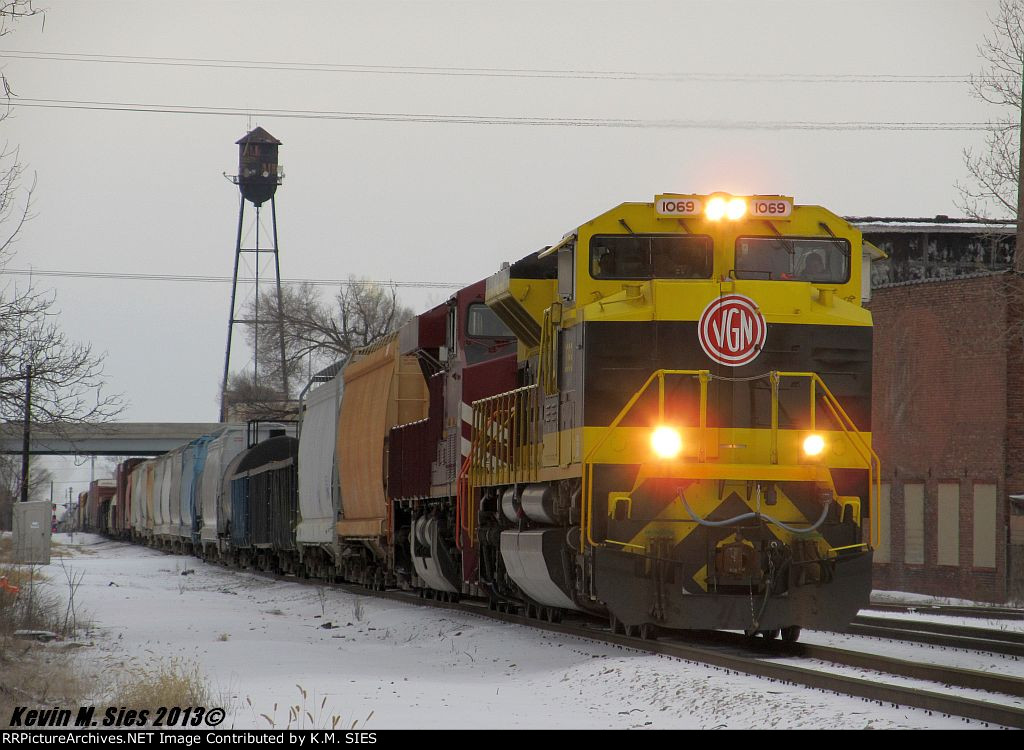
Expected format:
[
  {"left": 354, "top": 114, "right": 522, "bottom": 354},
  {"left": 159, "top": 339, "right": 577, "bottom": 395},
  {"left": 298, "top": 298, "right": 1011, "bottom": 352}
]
[
  {"left": 735, "top": 237, "right": 850, "bottom": 283},
  {"left": 466, "top": 303, "right": 513, "bottom": 338},
  {"left": 590, "top": 234, "right": 713, "bottom": 280}
]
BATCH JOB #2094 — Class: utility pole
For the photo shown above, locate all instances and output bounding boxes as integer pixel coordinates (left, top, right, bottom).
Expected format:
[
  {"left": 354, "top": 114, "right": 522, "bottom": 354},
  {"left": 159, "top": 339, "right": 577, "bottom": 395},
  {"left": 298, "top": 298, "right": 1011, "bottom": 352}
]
[
  {"left": 1017, "top": 54, "right": 1024, "bottom": 273},
  {"left": 20, "top": 364, "right": 31, "bottom": 503}
]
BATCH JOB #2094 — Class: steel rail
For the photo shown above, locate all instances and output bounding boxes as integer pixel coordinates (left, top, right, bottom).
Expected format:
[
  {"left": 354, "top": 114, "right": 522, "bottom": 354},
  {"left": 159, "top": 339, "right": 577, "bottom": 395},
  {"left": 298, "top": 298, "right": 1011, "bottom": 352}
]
[
  {"left": 140, "top": 542, "right": 1024, "bottom": 728},
  {"left": 329, "top": 583, "right": 1024, "bottom": 729},
  {"left": 848, "top": 615, "right": 1024, "bottom": 657},
  {"left": 866, "top": 603, "right": 1024, "bottom": 621}
]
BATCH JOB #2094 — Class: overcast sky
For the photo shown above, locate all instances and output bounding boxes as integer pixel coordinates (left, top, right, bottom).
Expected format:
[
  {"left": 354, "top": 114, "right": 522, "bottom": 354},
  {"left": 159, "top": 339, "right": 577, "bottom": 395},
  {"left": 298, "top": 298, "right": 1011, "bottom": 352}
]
[{"left": 0, "top": 0, "right": 1006, "bottom": 498}]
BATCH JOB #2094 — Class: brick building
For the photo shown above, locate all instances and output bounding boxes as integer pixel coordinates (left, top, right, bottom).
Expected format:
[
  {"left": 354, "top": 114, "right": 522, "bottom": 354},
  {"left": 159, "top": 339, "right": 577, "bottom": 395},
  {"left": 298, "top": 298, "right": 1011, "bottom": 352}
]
[{"left": 855, "top": 217, "right": 1023, "bottom": 603}]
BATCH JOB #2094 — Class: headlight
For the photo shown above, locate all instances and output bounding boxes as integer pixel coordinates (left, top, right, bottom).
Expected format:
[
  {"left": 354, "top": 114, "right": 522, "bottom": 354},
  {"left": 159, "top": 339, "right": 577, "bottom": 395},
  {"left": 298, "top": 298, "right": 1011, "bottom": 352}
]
[
  {"left": 704, "top": 196, "right": 727, "bottom": 221},
  {"left": 704, "top": 196, "right": 747, "bottom": 221},
  {"left": 726, "top": 197, "right": 747, "bottom": 220},
  {"left": 803, "top": 433, "right": 825, "bottom": 457},
  {"left": 651, "top": 426, "right": 683, "bottom": 459}
]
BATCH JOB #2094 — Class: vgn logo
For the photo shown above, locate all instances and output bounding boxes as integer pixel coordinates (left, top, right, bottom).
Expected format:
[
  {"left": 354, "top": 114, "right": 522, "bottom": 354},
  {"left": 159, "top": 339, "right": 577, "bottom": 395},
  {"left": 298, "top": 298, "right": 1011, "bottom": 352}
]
[{"left": 698, "top": 294, "right": 767, "bottom": 367}]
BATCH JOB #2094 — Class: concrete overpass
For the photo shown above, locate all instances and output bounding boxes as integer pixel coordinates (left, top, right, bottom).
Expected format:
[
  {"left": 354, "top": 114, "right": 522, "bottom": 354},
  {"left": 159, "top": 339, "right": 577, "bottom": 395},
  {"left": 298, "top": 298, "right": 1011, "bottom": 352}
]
[{"left": 0, "top": 422, "right": 229, "bottom": 456}]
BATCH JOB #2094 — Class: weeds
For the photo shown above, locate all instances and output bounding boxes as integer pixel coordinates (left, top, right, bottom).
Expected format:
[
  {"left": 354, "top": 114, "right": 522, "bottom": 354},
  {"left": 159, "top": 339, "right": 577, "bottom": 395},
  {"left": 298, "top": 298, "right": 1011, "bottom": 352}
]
[
  {"left": 111, "top": 659, "right": 212, "bottom": 713},
  {"left": 248, "top": 685, "right": 341, "bottom": 730},
  {"left": 352, "top": 598, "right": 364, "bottom": 623},
  {"left": 0, "top": 560, "right": 87, "bottom": 728},
  {"left": 57, "top": 557, "right": 85, "bottom": 635}
]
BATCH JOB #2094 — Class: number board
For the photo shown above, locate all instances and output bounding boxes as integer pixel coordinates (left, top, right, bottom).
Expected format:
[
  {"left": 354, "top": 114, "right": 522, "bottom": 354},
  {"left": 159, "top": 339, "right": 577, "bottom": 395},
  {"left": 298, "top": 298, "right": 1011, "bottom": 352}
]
[
  {"left": 748, "top": 196, "right": 793, "bottom": 218},
  {"left": 655, "top": 195, "right": 704, "bottom": 217}
]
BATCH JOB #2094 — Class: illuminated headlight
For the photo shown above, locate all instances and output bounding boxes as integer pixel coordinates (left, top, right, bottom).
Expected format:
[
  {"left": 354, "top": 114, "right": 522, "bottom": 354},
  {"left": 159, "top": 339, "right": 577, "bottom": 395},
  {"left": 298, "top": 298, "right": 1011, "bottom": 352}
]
[
  {"left": 705, "top": 196, "right": 727, "bottom": 221},
  {"left": 803, "top": 434, "right": 826, "bottom": 457},
  {"left": 704, "top": 196, "right": 747, "bottom": 221},
  {"left": 651, "top": 426, "right": 683, "bottom": 459},
  {"left": 726, "top": 197, "right": 747, "bottom": 220}
]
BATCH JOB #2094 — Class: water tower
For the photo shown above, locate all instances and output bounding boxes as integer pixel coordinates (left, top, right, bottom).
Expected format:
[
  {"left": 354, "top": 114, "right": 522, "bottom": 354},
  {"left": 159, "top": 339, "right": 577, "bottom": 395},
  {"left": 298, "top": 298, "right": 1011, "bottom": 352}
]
[{"left": 220, "top": 127, "right": 290, "bottom": 422}]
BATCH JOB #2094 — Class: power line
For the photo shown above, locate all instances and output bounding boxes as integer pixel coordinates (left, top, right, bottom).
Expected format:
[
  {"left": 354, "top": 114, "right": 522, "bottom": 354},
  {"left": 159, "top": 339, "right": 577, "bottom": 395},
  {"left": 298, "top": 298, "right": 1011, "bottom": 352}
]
[
  {"left": 0, "top": 50, "right": 975, "bottom": 84},
  {"left": 3, "top": 268, "right": 466, "bottom": 289},
  {"left": 4, "top": 97, "right": 1000, "bottom": 131}
]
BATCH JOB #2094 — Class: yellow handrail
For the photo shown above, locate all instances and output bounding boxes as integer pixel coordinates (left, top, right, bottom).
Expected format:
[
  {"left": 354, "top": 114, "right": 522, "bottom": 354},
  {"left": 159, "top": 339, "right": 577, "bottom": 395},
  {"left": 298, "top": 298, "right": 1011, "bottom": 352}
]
[{"left": 467, "top": 383, "right": 541, "bottom": 544}]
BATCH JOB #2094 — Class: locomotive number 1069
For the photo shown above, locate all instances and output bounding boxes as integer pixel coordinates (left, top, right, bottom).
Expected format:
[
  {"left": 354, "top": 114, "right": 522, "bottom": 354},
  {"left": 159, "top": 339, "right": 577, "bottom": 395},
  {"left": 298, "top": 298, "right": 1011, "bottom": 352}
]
[{"left": 748, "top": 199, "right": 792, "bottom": 218}]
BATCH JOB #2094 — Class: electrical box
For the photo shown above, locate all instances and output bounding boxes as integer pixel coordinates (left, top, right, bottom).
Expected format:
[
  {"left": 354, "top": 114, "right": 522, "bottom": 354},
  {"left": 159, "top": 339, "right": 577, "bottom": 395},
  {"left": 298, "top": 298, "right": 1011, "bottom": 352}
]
[{"left": 12, "top": 501, "right": 52, "bottom": 565}]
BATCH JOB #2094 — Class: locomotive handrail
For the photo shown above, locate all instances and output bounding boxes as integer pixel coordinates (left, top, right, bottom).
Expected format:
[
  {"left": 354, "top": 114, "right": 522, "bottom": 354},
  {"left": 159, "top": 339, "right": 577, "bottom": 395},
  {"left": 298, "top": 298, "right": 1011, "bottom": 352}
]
[
  {"left": 776, "top": 371, "right": 882, "bottom": 547},
  {"left": 466, "top": 383, "right": 541, "bottom": 545},
  {"left": 455, "top": 452, "right": 472, "bottom": 552},
  {"left": 581, "top": 369, "right": 880, "bottom": 552}
]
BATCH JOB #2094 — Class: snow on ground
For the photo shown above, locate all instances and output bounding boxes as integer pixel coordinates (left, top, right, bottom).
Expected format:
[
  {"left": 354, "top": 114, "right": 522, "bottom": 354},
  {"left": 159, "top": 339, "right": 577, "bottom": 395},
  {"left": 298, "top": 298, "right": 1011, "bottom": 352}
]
[{"left": 14, "top": 534, "right": 1012, "bottom": 729}]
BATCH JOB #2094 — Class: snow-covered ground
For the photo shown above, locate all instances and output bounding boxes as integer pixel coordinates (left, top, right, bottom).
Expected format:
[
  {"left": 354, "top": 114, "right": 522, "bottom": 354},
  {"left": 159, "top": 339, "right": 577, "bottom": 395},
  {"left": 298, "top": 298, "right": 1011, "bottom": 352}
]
[{"left": 17, "top": 534, "right": 1020, "bottom": 729}]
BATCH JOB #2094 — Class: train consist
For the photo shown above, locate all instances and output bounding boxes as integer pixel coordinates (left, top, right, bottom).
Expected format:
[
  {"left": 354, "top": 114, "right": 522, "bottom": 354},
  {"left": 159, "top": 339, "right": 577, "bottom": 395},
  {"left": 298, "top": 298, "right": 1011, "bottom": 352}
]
[{"left": 82, "top": 194, "right": 879, "bottom": 641}]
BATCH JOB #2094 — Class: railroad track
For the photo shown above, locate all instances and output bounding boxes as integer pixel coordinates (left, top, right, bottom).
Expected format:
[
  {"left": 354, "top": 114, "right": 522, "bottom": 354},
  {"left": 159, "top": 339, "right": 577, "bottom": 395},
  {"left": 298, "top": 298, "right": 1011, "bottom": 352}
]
[
  {"left": 867, "top": 602, "right": 1024, "bottom": 621},
  {"left": 849, "top": 614, "right": 1024, "bottom": 657},
  {"left": 334, "top": 583, "right": 1024, "bottom": 729},
  {"left": 146, "top": 544, "right": 1024, "bottom": 728}
]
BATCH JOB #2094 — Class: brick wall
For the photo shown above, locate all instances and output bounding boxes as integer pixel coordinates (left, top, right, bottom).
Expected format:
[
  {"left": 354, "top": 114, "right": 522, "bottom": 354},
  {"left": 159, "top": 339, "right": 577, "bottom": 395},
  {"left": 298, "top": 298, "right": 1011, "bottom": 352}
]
[{"left": 869, "top": 274, "right": 1010, "bottom": 601}]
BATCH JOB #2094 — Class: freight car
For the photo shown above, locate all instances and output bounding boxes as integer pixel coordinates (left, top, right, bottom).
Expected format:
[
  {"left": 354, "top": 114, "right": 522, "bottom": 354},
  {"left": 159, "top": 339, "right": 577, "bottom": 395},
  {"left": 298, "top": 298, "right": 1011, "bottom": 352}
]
[{"left": 112, "top": 193, "right": 878, "bottom": 642}]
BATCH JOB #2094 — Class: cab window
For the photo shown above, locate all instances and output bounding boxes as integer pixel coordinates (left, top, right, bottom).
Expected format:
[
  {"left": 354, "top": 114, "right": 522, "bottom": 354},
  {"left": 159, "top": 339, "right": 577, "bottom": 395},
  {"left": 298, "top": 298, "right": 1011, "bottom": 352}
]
[
  {"left": 466, "top": 303, "right": 513, "bottom": 338},
  {"left": 590, "top": 234, "right": 713, "bottom": 280},
  {"left": 735, "top": 237, "right": 850, "bottom": 283}
]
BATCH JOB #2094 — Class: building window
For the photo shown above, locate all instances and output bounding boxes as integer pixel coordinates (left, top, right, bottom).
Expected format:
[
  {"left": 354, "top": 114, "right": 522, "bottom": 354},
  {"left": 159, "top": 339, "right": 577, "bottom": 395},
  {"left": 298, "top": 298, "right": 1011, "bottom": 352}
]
[
  {"left": 973, "top": 483, "right": 997, "bottom": 569},
  {"left": 937, "top": 483, "right": 960, "bottom": 566},
  {"left": 875, "top": 483, "right": 891, "bottom": 563},
  {"left": 904, "top": 483, "right": 925, "bottom": 565}
]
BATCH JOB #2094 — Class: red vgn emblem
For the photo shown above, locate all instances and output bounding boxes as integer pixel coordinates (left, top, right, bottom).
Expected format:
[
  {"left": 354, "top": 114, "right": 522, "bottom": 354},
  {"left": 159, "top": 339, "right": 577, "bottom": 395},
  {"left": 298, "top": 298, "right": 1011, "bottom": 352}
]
[{"left": 698, "top": 294, "right": 767, "bottom": 367}]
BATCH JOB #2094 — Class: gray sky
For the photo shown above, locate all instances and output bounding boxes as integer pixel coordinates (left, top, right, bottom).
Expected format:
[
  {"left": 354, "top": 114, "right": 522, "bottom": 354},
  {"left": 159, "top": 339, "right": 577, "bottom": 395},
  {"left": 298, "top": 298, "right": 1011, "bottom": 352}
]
[{"left": 0, "top": 0, "right": 1005, "bottom": 498}]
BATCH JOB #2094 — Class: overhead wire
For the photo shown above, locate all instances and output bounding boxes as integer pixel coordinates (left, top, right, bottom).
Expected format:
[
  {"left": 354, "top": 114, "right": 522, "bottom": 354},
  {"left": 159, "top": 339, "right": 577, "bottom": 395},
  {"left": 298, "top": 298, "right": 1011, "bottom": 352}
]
[
  {"left": 0, "top": 49, "right": 977, "bottom": 84},
  {"left": 1, "top": 268, "right": 466, "bottom": 288},
  {"left": 2, "top": 97, "right": 1000, "bottom": 131}
]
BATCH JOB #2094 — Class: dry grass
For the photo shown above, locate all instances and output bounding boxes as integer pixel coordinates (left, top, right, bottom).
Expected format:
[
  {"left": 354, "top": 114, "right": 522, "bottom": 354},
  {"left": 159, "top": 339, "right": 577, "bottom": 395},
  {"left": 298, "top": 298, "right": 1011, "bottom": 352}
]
[
  {"left": 247, "top": 685, "right": 343, "bottom": 730},
  {"left": 0, "top": 559, "right": 87, "bottom": 729},
  {"left": 112, "top": 660, "right": 212, "bottom": 713},
  {"left": 0, "top": 644, "right": 87, "bottom": 728},
  {"left": 0, "top": 564, "right": 62, "bottom": 654}
]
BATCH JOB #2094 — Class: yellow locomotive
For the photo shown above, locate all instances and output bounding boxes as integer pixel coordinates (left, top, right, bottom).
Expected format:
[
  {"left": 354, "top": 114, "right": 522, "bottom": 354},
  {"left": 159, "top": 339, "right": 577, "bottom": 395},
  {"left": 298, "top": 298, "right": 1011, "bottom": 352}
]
[{"left": 467, "top": 193, "right": 878, "bottom": 640}]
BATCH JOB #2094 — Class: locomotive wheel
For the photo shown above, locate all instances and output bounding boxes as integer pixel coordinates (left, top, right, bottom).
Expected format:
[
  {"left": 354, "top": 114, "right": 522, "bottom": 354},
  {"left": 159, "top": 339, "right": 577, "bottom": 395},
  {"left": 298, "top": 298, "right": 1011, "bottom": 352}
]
[
  {"left": 781, "top": 625, "right": 801, "bottom": 643},
  {"left": 762, "top": 629, "right": 780, "bottom": 640}
]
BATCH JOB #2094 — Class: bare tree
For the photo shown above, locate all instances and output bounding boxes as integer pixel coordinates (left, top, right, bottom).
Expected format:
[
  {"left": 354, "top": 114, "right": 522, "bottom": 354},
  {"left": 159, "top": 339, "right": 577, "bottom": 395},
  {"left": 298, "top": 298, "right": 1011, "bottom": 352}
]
[
  {"left": 957, "top": 0, "right": 1024, "bottom": 270},
  {"left": 236, "top": 277, "right": 414, "bottom": 399},
  {"left": 221, "top": 369, "right": 294, "bottom": 422},
  {"left": 0, "top": 2, "right": 123, "bottom": 433},
  {"left": 0, "top": 455, "right": 52, "bottom": 530}
]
